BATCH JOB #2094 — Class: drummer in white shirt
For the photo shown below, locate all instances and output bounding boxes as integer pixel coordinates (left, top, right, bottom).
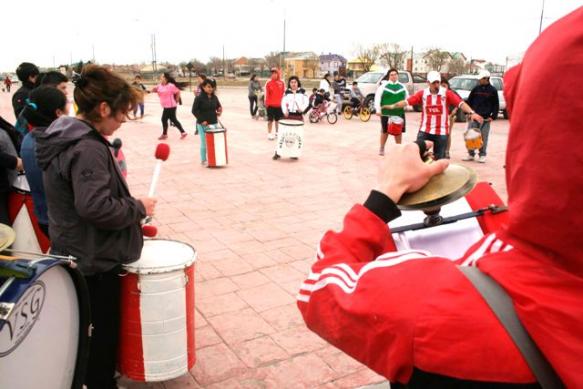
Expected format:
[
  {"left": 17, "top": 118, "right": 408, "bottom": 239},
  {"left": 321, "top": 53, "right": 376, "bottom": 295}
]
[{"left": 273, "top": 76, "right": 309, "bottom": 160}]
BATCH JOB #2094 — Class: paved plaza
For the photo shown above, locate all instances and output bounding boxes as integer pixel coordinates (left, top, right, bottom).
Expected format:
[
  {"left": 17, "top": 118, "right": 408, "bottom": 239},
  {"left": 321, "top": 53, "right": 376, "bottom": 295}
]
[{"left": 1, "top": 86, "right": 510, "bottom": 388}]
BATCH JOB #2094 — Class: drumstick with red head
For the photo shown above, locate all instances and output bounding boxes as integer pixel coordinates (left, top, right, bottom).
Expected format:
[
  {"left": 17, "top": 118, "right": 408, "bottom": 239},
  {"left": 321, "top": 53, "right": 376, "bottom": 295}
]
[
  {"left": 142, "top": 143, "right": 170, "bottom": 238},
  {"left": 148, "top": 143, "right": 170, "bottom": 197}
]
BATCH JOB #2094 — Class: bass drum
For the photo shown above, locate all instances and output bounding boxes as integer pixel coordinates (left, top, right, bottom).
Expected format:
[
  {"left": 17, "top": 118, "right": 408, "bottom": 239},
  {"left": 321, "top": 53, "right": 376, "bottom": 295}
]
[{"left": 0, "top": 258, "right": 90, "bottom": 389}]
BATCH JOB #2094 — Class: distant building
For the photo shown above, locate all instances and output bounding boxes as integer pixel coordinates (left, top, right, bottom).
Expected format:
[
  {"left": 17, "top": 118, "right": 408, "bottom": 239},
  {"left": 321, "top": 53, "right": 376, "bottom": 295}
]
[
  {"left": 284, "top": 52, "right": 319, "bottom": 79},
  {"left": 319, "top": 53, "right": 347, "bottom": 77},
  {"left": 233, "top": 57, "right": 250, "bottom": 76}
]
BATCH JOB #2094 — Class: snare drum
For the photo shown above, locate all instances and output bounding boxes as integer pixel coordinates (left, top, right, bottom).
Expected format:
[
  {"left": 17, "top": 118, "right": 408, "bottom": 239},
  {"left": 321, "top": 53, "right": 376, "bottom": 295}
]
[
  {"left": 8, "top": 174, "right": 50, "bottom": 253},
  {"left": 277, "top": 119, "right": 304, "bottom": 158},
  {"left": 118, "top": 239, "right": 197, "bottom": 382},
  {"left": 0, "top": 258, "right": 90, "bottom": 389},
  {"left": 464, "top": 128, "right": 483, "bottom": 150},
  {"left": 388, "top": 116, "right": 404, "bottom": 136}
]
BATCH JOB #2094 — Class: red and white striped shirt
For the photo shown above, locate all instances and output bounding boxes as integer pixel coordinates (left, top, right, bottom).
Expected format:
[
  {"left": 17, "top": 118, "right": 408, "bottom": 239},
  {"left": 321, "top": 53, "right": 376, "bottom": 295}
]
[{"left": 407, "top": 87, "right": 463, "bottom": 135}]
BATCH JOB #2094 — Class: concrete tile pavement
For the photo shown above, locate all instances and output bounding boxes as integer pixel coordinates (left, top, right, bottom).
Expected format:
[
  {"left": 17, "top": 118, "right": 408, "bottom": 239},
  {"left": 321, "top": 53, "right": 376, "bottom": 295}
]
[{"left": 0, "top": 85, "right": 509, "bottom": 388}]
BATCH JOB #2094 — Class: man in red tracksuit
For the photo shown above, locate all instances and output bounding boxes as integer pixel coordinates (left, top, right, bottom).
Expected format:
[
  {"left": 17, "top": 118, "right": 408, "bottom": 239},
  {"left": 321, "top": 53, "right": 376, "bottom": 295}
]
[
  {"left": 297, "top": 7, "right": 583, "bottom": 388},
  {"left": 264, "top": 67, "right": 285, "bottom": 141}
]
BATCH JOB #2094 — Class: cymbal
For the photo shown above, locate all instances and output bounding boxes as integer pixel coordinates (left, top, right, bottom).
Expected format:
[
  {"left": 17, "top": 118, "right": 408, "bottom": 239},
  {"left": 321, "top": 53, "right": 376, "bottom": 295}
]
[
  {"left": 397, "top": 164, "right": 477, "bottom": 211},
  {"left": 0, "top": 224, "right": 16, "bottom": 252}
]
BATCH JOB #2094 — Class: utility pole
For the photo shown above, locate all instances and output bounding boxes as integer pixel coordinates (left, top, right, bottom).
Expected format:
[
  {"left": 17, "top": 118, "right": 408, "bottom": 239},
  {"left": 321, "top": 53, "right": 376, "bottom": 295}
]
[
  {"left": 222, "top": 45, "right": 226, "bottom": 80},
  {"left": 92, "top": 44, "right": 95, "bottom": 63},
  {"left": 538, "top": 0, "right": 546, "bottom": 35},
  {"left": 409, "top": 46, "right": 414, "bottom": 73},
  {"left": 281, "top": 17, "right": 286, "bottom": 76},
  {"left": 151, "top": 34, "right": 157, "bottom": 77}
]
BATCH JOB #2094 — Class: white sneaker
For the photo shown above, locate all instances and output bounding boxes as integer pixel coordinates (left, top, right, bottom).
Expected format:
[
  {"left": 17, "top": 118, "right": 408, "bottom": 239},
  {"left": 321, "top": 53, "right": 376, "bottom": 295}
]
[
  {"left": 478, "top": 156, "right": 487, "bottom": 163},
  {"left": 462, "top": 154, "right": 475, "bottom": 161},
  {"left": 268, "top": 133, "right": 275, "bottom": 140}
]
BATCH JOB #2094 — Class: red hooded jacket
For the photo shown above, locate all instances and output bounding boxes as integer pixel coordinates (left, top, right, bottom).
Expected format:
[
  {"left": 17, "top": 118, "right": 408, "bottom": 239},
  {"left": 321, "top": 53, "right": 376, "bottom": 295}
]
[{"left": 298, "top": 7, "right": 583, "bottom": 387}]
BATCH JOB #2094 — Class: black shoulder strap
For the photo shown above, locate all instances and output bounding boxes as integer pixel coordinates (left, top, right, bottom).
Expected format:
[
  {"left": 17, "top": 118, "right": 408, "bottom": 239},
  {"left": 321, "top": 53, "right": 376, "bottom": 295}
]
[{"left": 458, "top": 266, "right": 564, "bottom": 389}]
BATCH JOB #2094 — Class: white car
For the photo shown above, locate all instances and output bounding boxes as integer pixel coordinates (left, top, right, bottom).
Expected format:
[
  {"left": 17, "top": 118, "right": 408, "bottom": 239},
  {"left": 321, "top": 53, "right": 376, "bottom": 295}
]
[
  {"left": 448, "top": 74, "right": 508, "bottom": 121},
  {"left": 353, "top": 70, "right": 425, "bottom": 113}
]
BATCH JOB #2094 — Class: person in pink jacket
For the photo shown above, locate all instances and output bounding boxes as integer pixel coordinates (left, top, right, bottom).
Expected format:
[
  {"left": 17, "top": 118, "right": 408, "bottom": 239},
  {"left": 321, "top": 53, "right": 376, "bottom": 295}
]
[
  {"left": 152, "top": 72, "right": 187, "bottom": 140},
  {"left": 298, "top": 7, "right": 583, "bottom": 388}
]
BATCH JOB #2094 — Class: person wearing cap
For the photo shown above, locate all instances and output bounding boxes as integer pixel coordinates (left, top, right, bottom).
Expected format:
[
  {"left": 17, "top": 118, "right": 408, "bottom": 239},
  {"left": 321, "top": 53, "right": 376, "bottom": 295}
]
[
  {"left": 463, "top": 70, "right": 500, "bottom": 163},
  {"left": 385, "top": 70, "right": 483, "bottom": 159},
  {"left": 264, "top": 68, "right": 286, "bottom": 140}
]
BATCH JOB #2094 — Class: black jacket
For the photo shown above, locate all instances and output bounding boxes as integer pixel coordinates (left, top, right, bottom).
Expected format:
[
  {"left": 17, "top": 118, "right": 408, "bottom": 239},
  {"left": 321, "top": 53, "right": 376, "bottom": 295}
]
[
  {"left": 467, "top": 83, "right": 500, "bottom": 120},
  {"left": 12, "top": 82, "right": 35, "bottom": 118},
  {"left": 192, "top": 93, "right": 222, "bottom": 125},
  {"left": 36, "top": 117, "right": 146, "bottom": 275}
]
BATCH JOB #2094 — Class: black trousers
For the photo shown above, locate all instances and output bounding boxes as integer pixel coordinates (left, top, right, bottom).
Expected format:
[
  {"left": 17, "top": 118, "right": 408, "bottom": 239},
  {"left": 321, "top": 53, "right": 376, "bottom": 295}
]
[
  {"left": 84, "top": 268, "right": 121, "bottom": 389},
  {"left": 248, "top": 96, "right": 258, "bottom": 116},
  {"left": 161, "top": 107, "right": 185, "bottom": 134},
  {"left": 0, "top": 191, "right": 9, "bottom": 225}
]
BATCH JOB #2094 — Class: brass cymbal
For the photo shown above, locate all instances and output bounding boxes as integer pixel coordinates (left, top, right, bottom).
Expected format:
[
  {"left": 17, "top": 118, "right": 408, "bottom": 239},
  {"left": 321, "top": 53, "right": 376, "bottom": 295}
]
[
  {"left": 0, "top": 224, "right": 16, "bottom": 252},
  {"left": 397, "top": 164, "right": 477, "bottom": 211}
]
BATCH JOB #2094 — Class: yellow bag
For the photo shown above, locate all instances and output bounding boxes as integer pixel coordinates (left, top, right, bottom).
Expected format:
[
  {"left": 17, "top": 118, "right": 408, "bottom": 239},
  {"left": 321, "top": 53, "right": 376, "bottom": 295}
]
[{"left": 464, "top": 128, "right": 483, "bottom": 150}]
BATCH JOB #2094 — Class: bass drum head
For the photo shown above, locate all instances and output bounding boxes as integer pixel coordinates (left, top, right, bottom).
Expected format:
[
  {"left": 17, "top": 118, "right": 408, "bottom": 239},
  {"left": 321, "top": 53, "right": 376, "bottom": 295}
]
[{"left": 0, "top": 264, "right": 80, "bottom": 389}]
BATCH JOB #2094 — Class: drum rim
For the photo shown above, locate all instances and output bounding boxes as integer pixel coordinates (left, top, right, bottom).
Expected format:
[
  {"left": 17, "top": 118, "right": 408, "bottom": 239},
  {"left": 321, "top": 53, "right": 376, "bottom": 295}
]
[
  {"left": 123, "top": 238, "right": 197, "bottom": 274},
  {"left": 279, "top": 119, "right": 304, "bottom": 126}
]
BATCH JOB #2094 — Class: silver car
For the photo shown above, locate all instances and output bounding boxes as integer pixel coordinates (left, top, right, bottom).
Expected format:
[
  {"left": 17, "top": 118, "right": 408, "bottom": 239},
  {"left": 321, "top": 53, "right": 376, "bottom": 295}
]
[{"left": 449, "top": 74, "right": 508, "bottom": 121}]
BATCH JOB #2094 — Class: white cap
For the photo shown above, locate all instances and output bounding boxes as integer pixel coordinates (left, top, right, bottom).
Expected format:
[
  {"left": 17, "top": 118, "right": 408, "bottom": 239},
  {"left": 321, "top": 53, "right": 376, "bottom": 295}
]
[
  {"left": 427, "top": 71, "right": 441, "bottom": 83},
  {"left": 478, "top": 69, "right": 491, "bottom": 79}
]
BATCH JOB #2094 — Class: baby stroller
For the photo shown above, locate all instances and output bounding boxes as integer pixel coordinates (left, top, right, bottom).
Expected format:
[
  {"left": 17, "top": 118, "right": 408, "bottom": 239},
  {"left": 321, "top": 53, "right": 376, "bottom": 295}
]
[
  {"left": 256, "top": 90, "right": 267, "bottom": 120},
  {"left": 308, "top": 92, "right": 338, "bottom": 124}
]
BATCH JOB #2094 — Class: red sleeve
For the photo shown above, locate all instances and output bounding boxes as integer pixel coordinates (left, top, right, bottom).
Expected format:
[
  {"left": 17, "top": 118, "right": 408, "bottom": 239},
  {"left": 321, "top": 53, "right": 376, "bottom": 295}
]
[
  {"left": 446, "top": 89, "right": 463, "bottom": 107},
  {"left": 407, "top": 90, "right": 423, "bottom": 106},
  {"left": 297, "top": 205, "right": 437, "bottom": 383}
]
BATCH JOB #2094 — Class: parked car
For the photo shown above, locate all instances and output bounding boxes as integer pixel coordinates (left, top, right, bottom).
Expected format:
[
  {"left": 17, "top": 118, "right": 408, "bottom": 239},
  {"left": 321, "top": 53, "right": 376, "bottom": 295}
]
[
  {"left": 448, "top": 74, "right": 508, "bottom": 122},
  {"left": 350, "top": 70, "right": 426, "bottom": 113}
]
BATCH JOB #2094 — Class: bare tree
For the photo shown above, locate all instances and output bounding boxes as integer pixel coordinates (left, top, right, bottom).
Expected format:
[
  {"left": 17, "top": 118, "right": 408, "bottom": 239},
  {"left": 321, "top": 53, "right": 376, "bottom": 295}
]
[
  {"left": 207, "top": 57, "right": 223, "bottom": 75},
  {"left": 377, "top": 43, "right": 407, "bottom": 70},
  {"left": 354, "top": 44, "right": 379, "bottom": 73},
  {"left": 425, "top": 49, "right": 451, "bottom": 72},
  {"left": 448, "top": 57, "right": 468, "bottom": 76},
  {"left": 264, "top": 52, "right": 282, "bottom": 69},
  {"left": 190, "top": 59, "right": 207, "bottom": 74}
]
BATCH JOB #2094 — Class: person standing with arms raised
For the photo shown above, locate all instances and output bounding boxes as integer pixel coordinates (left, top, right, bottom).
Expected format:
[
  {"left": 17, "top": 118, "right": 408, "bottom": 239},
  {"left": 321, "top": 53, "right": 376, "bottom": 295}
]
[{"left": 264, "top": 68, "right": 285, "bottom": 140}]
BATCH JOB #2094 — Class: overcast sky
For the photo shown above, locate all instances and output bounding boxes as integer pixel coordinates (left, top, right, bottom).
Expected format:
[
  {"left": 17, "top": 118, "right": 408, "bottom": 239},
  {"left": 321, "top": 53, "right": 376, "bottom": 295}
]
[{"left": 1, "top": 0, "right": 580, "bottom": 72}]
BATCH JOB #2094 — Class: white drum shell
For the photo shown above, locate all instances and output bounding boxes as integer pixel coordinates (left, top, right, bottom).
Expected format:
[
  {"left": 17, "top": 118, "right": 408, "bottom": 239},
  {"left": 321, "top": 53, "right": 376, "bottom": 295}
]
[{"left": 277, "top": 120, "right": 304, "bottom": 158}]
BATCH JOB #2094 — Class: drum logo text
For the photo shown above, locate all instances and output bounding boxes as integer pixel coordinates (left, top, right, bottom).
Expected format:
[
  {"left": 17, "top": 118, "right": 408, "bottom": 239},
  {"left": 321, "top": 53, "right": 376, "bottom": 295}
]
[{"left": 0, "top": 281, "right": 46, "bottom": 357}]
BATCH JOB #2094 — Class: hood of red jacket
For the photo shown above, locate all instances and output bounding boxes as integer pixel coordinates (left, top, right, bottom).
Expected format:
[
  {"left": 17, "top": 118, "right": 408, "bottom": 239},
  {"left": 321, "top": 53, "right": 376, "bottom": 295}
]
[{"left": 502, "top": 7, "right": 583, "bottom": 276}]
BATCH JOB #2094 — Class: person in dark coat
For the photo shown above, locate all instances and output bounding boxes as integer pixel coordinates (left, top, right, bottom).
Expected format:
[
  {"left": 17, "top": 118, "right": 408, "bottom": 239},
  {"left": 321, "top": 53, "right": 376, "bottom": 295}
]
[{"left": 35, "top": 64, "right": 157, "bottom": 389}]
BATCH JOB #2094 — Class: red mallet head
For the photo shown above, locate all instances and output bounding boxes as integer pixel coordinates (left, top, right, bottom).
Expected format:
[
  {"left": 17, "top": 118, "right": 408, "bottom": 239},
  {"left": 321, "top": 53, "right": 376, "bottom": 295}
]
[
  {"left": 155, "top": 143, "right": 170, "bottom": 161},
  {"left": 142, "top": 224, "right": 158, "bottom": 237}
]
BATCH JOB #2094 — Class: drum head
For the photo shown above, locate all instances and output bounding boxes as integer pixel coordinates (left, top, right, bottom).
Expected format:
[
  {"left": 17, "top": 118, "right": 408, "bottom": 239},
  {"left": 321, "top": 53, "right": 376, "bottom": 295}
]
[
  {"left": 125, "top": 239, "right": 197, "bottom": 274},
  {"left": 279, "top": 119, "right": 303, "bottom": 126},
  {"left": 0, "top": 261, "right": 84, "bottom": 389}
]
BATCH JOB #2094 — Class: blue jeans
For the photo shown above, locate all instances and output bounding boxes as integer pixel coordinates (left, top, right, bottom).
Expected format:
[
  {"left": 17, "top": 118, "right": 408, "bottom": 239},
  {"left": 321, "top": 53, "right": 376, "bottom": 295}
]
[
  {"left": 197, "top": 124, "right": 207, "bottom": 162},
  {"left": 416, "top": 132, "right": 448, "bottom": 160},
  {"left": 467, "top": 120, "right": 491, "bottom": 157}
]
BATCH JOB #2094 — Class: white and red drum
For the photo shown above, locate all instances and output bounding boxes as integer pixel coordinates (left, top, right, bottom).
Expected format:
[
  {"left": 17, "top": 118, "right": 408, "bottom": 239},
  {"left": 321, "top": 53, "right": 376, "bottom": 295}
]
[
  {"left": 388, "top": 182, "right": 507, "bottom": 259},
  {"left": 205, "top": 125, "right": 228, "bottom": 167},
  {"left": 8, "top": 174, "right": 50, "bottom": 254},
  {"left": 388, "top": 116, "right": 404, "bottom": 136},
  {"left": 277, "top": 119, "right": 304, "bottom": 158},
  {"left": 119, "top": 239, "right": 197, "bottom": 382},
  {"left": 0, "top": 258, "right": 90, "bottom": 389}
]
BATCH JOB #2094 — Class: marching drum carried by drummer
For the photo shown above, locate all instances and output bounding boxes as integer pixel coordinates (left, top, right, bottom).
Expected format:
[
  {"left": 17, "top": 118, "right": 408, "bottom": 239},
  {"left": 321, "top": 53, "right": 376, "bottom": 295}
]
[{"left": 273, "top": 76, "right": 309, "bottom": 161}]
